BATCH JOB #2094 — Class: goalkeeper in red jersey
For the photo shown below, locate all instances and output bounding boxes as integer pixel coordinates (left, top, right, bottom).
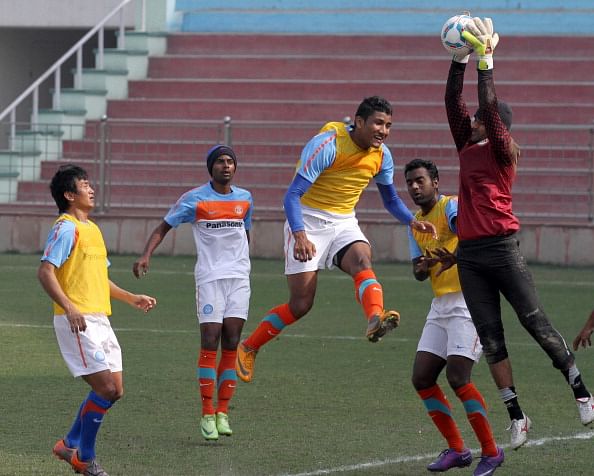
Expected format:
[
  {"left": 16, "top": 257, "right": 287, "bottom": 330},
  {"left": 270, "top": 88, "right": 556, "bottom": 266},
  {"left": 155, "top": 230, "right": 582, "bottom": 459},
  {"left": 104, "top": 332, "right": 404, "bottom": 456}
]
[
  {"left": 445, "top": 15, "right": 594, "bottom": 453},
  {"left": 405, "top": 159, "right": 503, "bottom": 475}
]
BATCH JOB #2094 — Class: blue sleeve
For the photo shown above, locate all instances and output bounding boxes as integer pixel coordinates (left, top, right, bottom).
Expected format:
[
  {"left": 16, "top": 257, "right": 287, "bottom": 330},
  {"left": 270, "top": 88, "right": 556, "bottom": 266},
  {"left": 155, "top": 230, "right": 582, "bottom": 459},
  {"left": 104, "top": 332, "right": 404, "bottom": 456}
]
[
  {"left": 445, "top": 196, "right": 458, "bottom": 233},
  {"left": 295, "top": 131, "right": 337, "bottom": 182},
  {"left": 164, "top": 189, "right": 199, "bottom": 227},
  {"left": 407, "top": 226, "right": 423, "bottom": 259},
  {"left": 283, "top": 174, "right": 313, "bottom": 232},
  {"left": 244, "top": 194, "right": 254, "bottom": 231},
  {"left": 373, "top": 145, "right": 395, "bottom": 186},
  {"left": 40, "top": 219, "right": 76, "bottom": 268},
  {"left": 377, "top": 183, "right": 414, "bottom": 225}
]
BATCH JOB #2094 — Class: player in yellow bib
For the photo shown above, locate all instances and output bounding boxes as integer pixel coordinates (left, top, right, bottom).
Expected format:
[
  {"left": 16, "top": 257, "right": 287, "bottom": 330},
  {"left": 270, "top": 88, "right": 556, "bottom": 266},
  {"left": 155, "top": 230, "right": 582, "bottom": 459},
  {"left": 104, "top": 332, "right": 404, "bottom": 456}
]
[
  {"left": 236, "top": 96, "right": 436, "bottom": 383},
  {"left": 39, "top": 164, "right": 156, "bottom": 476}
]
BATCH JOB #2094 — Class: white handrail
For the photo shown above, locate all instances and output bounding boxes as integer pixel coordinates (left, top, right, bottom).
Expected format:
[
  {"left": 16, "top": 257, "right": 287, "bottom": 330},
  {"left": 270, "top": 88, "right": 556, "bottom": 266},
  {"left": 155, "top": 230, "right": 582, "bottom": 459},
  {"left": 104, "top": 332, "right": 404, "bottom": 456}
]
[{"left": 0, "top": 0, "right": 140, "bottom": 144}]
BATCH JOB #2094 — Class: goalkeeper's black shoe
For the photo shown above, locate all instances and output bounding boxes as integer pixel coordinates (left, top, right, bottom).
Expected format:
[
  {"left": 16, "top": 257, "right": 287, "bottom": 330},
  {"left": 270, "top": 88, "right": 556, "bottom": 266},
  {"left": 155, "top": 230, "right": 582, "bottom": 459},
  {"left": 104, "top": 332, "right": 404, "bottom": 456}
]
[{"left": 366, "top": 310, "right": 400, "bottom": 342}]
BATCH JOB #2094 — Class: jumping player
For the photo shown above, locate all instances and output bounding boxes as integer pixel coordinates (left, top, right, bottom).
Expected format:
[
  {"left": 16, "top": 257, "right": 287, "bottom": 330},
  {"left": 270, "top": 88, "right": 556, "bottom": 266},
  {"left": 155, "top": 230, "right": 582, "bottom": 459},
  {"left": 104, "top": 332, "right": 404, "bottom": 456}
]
[
  {"left": 445, "top": 16, "right": 594, "bottom": 450},
  {"left": 39, "top": 164, "right": 156, "bottom": 476},
  {"left": 405, "top": 159, "right": 503, "bottom": 475},
  {"left": 133, "top": 145, "right": 253, "bottom": 441},
  {"left": 236, "top": 96, "right": 437, "bottom": 383}
]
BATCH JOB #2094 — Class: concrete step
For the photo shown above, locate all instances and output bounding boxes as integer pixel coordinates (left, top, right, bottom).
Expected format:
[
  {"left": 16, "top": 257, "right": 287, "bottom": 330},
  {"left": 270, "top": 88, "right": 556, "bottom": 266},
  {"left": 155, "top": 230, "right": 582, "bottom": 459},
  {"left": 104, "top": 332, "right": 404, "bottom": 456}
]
[
  {"left": 105, "top": 97, "right": 594, "bottom": 125},
  {"left": 147, "top": 55, "right": 594, "bottom": 82},
  {"left": 165, "top": 34, "right": 594, "bottom": 58},
  {"left": 128, "top": 78, "right": 594, "bottom": 104}
]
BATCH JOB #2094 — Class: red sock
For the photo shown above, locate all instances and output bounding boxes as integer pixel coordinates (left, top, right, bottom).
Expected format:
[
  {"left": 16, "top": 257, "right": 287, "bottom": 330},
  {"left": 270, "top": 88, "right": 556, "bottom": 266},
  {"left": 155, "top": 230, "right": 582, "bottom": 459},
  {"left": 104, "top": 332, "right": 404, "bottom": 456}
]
[
  {"left": 216, "top": 349, "right": 237, "bottom": 414},
  {"left": 198, "top": 349, "right": 217, "bottom": 415},
  {"left": 244, "top": 303, "right": 297, "bottom": 350},
  {"left": 353, "top": 269, "right": 383, "bottom": 320},
  {"left": 455, "top": 383, "right": 498, "bottom": 456},
  {"left": 418, "top": 384, "right": 465, "bottom": 452}
]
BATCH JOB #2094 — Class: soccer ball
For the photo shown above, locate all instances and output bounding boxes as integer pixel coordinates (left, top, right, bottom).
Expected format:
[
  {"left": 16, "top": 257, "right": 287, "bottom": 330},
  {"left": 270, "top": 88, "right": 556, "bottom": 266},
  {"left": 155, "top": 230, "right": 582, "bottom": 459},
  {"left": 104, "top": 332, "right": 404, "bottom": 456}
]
[{"left": 441, "top": 14, "right": 473, "bottom": 57}]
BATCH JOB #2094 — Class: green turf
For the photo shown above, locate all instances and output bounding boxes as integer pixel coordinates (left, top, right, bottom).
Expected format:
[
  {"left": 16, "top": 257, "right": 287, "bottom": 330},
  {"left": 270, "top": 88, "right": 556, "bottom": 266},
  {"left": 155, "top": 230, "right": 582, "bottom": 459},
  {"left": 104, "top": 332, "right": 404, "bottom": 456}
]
[{"left": 1, "top": 253, "right": 593, "bottom": 475}]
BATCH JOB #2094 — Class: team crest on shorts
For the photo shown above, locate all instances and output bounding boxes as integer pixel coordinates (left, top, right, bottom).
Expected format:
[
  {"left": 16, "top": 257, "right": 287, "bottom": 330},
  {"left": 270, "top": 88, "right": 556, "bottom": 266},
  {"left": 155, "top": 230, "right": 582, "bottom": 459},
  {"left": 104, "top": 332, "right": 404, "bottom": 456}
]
[
  {"left": 94, "top": 350, "right": 106, "bottom": 362},
  {"left": 202, "top": 304, "right": 214, "bottom": 314}
]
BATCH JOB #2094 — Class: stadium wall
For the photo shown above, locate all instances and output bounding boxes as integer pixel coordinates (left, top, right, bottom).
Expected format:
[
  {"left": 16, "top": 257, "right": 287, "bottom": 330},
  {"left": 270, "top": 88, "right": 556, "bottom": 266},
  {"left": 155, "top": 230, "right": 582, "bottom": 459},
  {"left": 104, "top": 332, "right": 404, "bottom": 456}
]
[{"left": 2, "top": 212, "right": 593, "bottom": 266}]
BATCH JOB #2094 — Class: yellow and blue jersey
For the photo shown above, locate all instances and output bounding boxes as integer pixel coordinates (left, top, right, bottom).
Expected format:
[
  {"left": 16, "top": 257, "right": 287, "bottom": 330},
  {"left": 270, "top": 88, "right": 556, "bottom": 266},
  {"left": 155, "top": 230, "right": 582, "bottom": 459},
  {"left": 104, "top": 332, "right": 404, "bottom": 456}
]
[
  {"left": 41, "top": 214, "right": 111, "bottom": 315},
  {"left": 296, "top": 121, "right": 394, "bottom": 215},
  {"left": 408, "top": 195, "right": 461, "bottom": 297}
]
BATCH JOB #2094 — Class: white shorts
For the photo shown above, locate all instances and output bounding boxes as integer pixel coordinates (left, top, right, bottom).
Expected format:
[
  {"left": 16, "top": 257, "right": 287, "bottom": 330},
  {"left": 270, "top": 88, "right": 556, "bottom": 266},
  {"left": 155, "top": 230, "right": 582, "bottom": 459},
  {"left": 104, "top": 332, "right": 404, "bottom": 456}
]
[
  {"left": 284, "top": 211, "right": 368, "bottom": 275},
  {"left": 196, "top": 277, "right": 251, "bottom": 324},
  {"left": 417, "top": 292, "right": 482, "bottom": 362},
  {"left": 54, "top": 314, "right": 122, "bottom": 378}
]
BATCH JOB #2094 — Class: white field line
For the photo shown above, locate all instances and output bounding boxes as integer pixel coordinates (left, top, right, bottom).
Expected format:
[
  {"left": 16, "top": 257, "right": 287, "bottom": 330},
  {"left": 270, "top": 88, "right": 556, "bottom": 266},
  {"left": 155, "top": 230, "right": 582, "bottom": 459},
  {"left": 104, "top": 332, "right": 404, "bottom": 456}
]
[{"left": 279, "top": 430, "right": 594, "bottom": 476}]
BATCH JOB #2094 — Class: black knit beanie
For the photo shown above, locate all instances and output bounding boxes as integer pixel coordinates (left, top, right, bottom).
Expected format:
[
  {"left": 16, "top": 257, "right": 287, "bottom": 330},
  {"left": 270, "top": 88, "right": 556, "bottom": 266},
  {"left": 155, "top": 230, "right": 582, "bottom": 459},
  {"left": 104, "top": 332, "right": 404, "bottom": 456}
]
[{"left": 206, "top": 145, "right": 237, "bottom": 176}]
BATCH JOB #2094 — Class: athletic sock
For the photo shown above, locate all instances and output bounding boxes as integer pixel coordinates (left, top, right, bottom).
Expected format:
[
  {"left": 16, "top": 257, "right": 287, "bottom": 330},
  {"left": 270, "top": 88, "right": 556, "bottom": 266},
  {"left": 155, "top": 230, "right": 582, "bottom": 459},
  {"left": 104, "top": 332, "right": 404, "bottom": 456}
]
[
  {"left": 216, "top": 349, "right": 237, "bottom": 414},
  {"left": 65, "top": 401, "right": 84, "bottom": 448},
  {"left": 78, "top": 391, "right": 113, "bottom": 462},
  {"left": 455, "top": 383, "right": 498, "bottom": 457},
  {"left": 198, "top": 349, "right": 217, "bottom": 415},
  {"left": 499, "top": 386, "right": 524, "bottom": 421},
  {"left": 244, "top": 303, "right": 297, "bottom": 350},
  {"left": 418, "top": 384, "right": 465, "bottom": 452},
  {"left": 561, "top": 365, "right": 591, "bottom": 399},
  {"left": 353, "top": 269, "right": 383, "bottom": 320}
]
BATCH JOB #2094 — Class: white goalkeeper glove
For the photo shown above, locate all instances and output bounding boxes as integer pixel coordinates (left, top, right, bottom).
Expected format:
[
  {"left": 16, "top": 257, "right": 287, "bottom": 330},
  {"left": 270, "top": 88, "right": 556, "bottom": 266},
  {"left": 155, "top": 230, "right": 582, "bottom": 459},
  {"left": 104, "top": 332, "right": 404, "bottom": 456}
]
[{"left": 462, "top": 17, "right": 500, "bottom": 70}]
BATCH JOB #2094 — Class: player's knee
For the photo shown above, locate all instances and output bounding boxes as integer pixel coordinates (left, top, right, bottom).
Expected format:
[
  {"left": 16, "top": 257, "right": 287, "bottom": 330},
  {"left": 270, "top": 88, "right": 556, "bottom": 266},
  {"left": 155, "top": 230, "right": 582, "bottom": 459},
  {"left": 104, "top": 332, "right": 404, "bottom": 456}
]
[
  {"left": 411, "top": 373, "right": 435, "bottom": 391},
  {"left": 445, "top": 370, "right": 470, "bottom": 390}
]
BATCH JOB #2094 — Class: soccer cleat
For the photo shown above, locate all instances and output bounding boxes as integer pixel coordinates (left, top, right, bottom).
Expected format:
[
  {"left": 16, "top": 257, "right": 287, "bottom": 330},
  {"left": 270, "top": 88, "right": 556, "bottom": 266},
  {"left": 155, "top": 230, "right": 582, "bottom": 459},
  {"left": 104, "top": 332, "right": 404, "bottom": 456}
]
[
  {"left": 201, "top": 414, "right": 219, "bottom": 441},
  {"left": 427, "top": 448, "right": 473, "bottom": 472},
  {"left": 70, "top": 452, "right": 109, "bottom": 476},
  {"left": 507, "top": 413, "right": 531, "bottom": 450},
  {"left": 216, "top": 412, "right": 233, "bottom": 436},
  {"left": 52, "top": 439, "right": 76, "bottom": 465},
  {"left": 236, "top": 342, "right": 258, "bottom": 382},
  {"left": 366, "top": 309, "right": 400, "bottom": 343},
  {"left": 473, "top": 447, "right": 504, "bottom": 476},
  {"left": 576, "top": 394, "right": 594, "bottom": 425}
]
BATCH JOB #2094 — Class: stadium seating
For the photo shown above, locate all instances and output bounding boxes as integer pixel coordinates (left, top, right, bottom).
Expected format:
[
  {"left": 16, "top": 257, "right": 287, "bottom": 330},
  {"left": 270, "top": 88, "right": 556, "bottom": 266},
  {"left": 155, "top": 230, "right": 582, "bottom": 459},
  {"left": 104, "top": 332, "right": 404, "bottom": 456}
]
[{"left": 13, "top": 31, "right": 594, "bottom": 223}]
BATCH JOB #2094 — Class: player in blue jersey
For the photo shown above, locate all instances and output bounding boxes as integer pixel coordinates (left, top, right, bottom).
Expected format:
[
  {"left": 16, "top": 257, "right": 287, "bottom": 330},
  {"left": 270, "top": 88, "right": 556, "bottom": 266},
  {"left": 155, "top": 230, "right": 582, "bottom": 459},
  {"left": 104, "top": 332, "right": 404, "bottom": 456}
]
[
  {"left": 405, "top": 159, "right": 503, "bottom": 475},
  {"left": 39, "top": 164, "right": 156, "bottom": 476},
  {"left": 236, "top": 96, "right": 436, "bottom": 383},
  {"left": 133, "top": 145, "right": 253, "bottom": 441}
]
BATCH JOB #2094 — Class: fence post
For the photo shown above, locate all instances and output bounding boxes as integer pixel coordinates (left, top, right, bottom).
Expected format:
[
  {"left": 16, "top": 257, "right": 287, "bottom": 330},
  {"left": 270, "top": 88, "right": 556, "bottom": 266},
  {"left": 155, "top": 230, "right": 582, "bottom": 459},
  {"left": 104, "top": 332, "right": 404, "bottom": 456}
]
[
  {"left": 223, "top": 116, "right": 232, "bottom": 147},
  {"left": 98, "top": 115, "right": 108, "bottom": 214},
  {"left": 589, "top": 126, "right": 594, "bottom": 222}
]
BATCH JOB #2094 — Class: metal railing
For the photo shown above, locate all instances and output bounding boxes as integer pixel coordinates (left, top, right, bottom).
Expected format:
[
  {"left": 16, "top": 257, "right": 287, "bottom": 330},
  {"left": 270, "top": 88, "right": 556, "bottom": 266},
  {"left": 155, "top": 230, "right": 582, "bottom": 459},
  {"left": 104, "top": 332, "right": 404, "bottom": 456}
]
[
  {"left": 1, "top": 119, "right": 593, "bottom": 224},
  {"left": 0, "top": 0, "right": 143, "bottom": 148}
]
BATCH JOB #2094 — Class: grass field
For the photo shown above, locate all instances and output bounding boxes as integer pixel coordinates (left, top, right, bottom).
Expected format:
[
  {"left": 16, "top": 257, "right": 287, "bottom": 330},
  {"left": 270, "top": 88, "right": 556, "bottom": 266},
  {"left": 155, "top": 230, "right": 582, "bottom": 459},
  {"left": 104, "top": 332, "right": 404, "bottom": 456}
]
[{"left": 1, "top": 253, "right": 593, "bottom": 476}]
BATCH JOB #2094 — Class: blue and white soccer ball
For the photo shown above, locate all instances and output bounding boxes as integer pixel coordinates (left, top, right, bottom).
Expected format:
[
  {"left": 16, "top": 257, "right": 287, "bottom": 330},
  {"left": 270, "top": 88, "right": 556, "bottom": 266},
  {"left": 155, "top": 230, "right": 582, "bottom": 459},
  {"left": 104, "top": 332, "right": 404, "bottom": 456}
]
[{"left": 441, "top": 14, "right": 473, "bottom": 57}]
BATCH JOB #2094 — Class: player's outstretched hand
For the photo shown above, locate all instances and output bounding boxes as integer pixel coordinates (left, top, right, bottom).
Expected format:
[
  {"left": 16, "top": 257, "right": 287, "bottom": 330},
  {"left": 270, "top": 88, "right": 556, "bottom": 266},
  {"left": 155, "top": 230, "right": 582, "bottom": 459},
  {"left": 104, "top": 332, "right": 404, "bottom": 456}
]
[
  {"left": 133, "top": 256, "right": 150, "bottom": 278},
  {"left": 411, "top": 220, "right": 438, "bottom": 240},
  {"left": 573, "top": 310, "right": 594, "bottom": 351},
  {"left": 462, "top": 17, "right": 499, "bottom": 70},
  {"left": 431, "top": 247, "right": 457, "bottom": 276},
  {"left": 131, "top": 294, "right": 157, "bottom": 313}
]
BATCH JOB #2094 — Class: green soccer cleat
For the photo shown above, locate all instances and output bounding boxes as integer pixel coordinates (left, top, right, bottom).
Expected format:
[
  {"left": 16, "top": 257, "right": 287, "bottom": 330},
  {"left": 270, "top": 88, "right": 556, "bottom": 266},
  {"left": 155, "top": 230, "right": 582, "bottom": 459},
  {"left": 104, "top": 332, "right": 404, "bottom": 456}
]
[
  {"left": 366, "top": 309, "right": 400, "bottom": 342},
  {"left": 216, "top": 412, "right": 233, "bottom": 436},
  {"left": 201, "top": 414, "right": 219, "bottom": 441}
]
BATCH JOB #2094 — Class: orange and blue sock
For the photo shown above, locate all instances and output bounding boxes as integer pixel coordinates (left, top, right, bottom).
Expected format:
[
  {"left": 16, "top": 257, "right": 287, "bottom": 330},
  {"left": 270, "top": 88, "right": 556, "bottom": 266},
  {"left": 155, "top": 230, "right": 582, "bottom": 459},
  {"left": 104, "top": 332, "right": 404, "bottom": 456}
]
[
  {"left": 418, "top": 384, "right": 465, "bottom": 452},
  {"left": 455, "top": 383, "right": 498, "bottom": 456},
  {"left": 353, "top": 269, "right": 384, "bottom": 320},
  {"left": 244, "top": 303, "right": 297, "bottom": 350},
  {"left": 198, "top": 349, "right": 217, "bottom": 415},
  {"left": 78, "top": 391, "right": 112, "bottom": 461},
  {"left": 216, "top": 349, "right": 237, "bottom": 414}
]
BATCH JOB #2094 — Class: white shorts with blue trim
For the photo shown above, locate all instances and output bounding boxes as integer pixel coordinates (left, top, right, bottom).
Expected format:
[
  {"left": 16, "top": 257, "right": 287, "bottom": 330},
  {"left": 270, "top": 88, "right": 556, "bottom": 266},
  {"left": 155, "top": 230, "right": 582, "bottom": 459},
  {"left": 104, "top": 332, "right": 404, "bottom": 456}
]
[{"left": 196, "top": 277, "right": 251, "bottom": 324}]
